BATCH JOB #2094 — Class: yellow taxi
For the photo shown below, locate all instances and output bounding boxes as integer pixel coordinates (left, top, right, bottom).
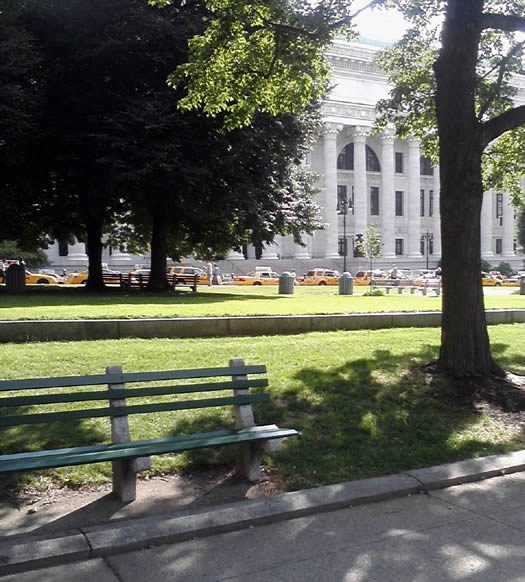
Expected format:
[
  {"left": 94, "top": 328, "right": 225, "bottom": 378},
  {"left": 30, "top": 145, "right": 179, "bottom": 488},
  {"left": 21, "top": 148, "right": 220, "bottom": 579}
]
[
  {"left": 66, "top": 268, "right": 121, "bottom": 285},
  {"left": 353, "top": 270, "right": 388, "bottom": 286},
  {"left": 25, "top": 270, "right": 64, "bottom": 284},
  {"left": 481, "top": 272, "right": 502, "bottom": 286},
  {"left": 234, "top": 270, "right": 280, "bottom": 286},
  {"left": 303, "top": 268, "right": 341, "bottom": 286},
  {"left": 167, "top": 266, "right": 209, "bottom": 285}
]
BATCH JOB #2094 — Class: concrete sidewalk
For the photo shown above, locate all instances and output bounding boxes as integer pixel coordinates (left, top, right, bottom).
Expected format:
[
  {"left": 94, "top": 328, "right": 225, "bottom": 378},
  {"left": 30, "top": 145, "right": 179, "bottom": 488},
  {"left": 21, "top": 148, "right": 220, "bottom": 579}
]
[{"left": 1, "top": 449, "right": 525, "bottom": 577}]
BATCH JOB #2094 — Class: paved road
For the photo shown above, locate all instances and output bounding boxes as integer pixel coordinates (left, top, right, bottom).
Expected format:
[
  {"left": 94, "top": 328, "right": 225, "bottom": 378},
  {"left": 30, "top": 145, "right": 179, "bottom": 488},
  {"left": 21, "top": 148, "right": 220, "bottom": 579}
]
[{"left": 5, "top": 471, "right": 525, "bottom": 582}]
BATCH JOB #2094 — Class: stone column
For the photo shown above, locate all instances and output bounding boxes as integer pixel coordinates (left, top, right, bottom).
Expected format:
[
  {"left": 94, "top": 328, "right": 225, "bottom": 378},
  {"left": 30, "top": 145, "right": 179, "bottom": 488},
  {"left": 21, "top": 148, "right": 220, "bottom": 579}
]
[
  {"left": 502, "top": 191, "right": 515, "bottom": 257},
  {"left": 110, "top": 250, "right": 134, "bottom": 265},
  {"left": 294, "top": 238, "right": 311, "bottom": 259},
  {"left": 319, "top": 124, "right": 342, "bottom": 258},
  {"left": 432, "top": 166, "right": 441, "bottom": 257},
  {"left": 407, "top": 137, "right": 421, "bottom": 257},
  {"left": 380, "top": 131, "right": 395, "bottom": 259},
  {"left": 260, "top": 242, "right": 279, "bottom": 260},
  {"left": 66, "top": 240, "right": 88, "bottom": 262},
  {"left": 480, "top": 190, "right": 494, "bottom": 258},
  {"left": 226, "top": 249, "right": 245, "bottom": 260},
  {"left": 353, "top": 127, "right": 368, "bottom": 238}
]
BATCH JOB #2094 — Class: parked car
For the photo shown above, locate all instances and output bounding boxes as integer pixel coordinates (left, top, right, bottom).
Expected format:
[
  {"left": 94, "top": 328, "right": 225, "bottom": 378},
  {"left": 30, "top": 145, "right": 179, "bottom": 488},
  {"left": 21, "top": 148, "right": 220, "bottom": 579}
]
[
  {"left": 412, "top": 270, "right": 441, "bottom": 287},
  {"left": 303, "top": 268, "right": 341, "bottom": 286},
  {"left": 167, "top": 266, "right": 209, "bottom": 285},
  {"left": 25, "top": 270, "right": 64, "bottom": 284},
  {"left": 66, "top": 268, "right": 121, "bottom": 285},
  {"left": 500, "top": 275, "right": 520, "bottom": 287},
  {"left": 481, "top": 272, "right": 502, "bottom": 286},
  {"left": 353, "top": 270, "right": 388, "bottom": 285},
  {"left": 234, "top": 270, "right": 280, "bottom": 286}
]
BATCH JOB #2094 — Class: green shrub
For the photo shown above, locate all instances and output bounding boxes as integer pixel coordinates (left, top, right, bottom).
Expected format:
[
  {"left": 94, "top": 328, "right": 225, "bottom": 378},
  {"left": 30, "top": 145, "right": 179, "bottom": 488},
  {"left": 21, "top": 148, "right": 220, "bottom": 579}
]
[{"left": 363, "top": 288, "right": 385, "bottom": 296}]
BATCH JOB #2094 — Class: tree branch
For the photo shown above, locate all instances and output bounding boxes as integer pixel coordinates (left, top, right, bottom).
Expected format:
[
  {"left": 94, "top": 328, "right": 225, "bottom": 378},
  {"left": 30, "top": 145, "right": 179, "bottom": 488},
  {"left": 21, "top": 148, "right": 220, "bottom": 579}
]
[
  {"left": 482, "top": 12, "right": 525, "bottom": 33},
  {"left": 478, "top": 41, "right": 524, "bottom": 119},
  {"left": 334, "top": 0, "right": 387, "bottom": 29},
  {"left": 482, "top": 104, "right": 525, "bottom": 147},
  {"left": 262, "top": 0, "right": 387, "bottom": 37}
]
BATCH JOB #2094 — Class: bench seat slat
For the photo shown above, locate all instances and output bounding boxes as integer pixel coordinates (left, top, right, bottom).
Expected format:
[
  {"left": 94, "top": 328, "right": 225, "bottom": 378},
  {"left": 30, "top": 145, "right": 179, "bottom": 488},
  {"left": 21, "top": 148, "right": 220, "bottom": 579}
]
[
  {"left": 0, "top": 365, "right": 267, "bottom": 392},
  {"left": 0, "top": 426, "right": 299, "bottom": 473},
  {"left": 0, "top": 393, "right": 270, "bottom": 426},
  {"left": 0, "top": 379, "right": 269, "bottom": 408}
]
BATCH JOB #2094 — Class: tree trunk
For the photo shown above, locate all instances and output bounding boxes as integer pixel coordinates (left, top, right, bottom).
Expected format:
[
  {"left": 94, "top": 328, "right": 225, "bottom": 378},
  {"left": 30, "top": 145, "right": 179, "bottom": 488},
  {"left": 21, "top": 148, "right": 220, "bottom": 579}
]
[
  {"left": 85, "top": 214, "right": 105, "bottom": 291},
  {"left": 148, "top": 207, "right": 169, "bottom": 291},
  {"left": 434, "top": 0, "right": 499, "bottom": 379}
]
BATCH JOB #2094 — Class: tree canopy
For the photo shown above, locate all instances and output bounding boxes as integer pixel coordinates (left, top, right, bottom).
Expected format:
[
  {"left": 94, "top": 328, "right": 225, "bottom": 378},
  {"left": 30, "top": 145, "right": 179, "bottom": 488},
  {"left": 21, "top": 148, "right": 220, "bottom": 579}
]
[
  {"left": 2, "top": 0, "right": 322, "bottom": 289},
  {"left": 167, "top": 0, "right": 525, "bottom": 384}
]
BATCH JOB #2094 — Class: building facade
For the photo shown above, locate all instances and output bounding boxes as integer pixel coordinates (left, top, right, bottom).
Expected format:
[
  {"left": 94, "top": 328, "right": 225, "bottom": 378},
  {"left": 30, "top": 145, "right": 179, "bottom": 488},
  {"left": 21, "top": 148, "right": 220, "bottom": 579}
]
[{"left": 46, "top": 38, "right": 525, "bottom": 273}]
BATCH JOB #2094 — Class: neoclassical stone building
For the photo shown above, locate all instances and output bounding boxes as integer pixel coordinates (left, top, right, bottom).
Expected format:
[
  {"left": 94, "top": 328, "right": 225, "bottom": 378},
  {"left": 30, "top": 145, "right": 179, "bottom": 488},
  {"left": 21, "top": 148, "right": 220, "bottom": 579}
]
[{"left": 46, "top": 38, "right": 524, "bottom": 272}]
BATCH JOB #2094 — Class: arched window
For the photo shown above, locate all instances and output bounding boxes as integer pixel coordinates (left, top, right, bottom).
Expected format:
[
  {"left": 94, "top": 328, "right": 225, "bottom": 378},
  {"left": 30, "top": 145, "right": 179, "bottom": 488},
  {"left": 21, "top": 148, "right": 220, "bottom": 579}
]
[
  {"left": 337, "top": 143, "right": 381, "bottom": 172},
  {"left": 337, "top": 143, "right": 354, "bottom": 170},
  {"left": 366, "top": 146, "right": 381, "bottom": 172}
]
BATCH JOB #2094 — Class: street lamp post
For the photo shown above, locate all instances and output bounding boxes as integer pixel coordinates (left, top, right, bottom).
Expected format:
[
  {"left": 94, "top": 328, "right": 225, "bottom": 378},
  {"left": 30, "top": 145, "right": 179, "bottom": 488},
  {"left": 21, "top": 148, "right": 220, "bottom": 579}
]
[
  {"left": 423, "top": 231, "right": 434, "bottom": 270},
  {"left": 338, "top": 197, "right": 348, "bottom": 273}
]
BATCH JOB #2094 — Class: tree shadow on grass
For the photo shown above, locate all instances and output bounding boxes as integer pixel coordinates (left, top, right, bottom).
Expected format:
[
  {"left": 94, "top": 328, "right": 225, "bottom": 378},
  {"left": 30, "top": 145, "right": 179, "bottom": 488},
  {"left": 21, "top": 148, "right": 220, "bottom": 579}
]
[
  {"left": 0, "top": 286, "right": 281, "bottom": 310},
  {"left": 270, "top": 345, "right": 525, "bottom": 490},
  {"left": 0, "top": 416, "right": 108, "bottom": 510}
]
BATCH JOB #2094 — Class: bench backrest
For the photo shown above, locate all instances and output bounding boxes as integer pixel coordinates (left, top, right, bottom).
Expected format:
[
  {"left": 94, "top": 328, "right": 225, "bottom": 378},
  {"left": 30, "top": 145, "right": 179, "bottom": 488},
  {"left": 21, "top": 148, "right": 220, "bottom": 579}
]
[{"left": 0, "top": 364, "right": 269, "bottom": 427}]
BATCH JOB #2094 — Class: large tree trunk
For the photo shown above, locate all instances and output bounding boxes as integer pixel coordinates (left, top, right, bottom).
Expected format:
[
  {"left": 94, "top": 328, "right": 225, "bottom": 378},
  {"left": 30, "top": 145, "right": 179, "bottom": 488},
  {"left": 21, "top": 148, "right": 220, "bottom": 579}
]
[
  {"left": 148, "top": 206, "right": 169, "bottom": 291},
  {"left": 434, "top": 0, "right": 499, "bottom": 379},
  {"left": 85, "top": 214, "right": 105, "bottom": 291}
]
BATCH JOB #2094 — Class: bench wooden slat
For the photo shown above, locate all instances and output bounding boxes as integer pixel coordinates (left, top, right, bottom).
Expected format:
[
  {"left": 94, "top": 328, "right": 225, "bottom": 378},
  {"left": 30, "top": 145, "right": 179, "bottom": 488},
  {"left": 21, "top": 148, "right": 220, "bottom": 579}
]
[
  {"left": 0, "top": 426, "right": 299, "bottom": 473},
  {"left": 0, "top": 378, "right": 269, "bottom": 408},
  {"left": 0, "top": 428, "right": 241, "bottom": 462},
  {"left": 0, "top": 393, "right": 270, "bottom": 426},
  {"left": 0, "top": 365, "right": 267, "bottom": 392}
]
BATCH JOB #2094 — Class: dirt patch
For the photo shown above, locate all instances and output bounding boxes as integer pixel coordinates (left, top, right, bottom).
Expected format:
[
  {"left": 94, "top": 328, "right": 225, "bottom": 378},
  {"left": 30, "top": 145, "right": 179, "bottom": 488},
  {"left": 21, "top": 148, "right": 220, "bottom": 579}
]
[
  {"left": 0, "top": 466, "right": 288, "bottom": 539},
  {"left": 424, "top": 363, "right": 525, "bottom": 426}
]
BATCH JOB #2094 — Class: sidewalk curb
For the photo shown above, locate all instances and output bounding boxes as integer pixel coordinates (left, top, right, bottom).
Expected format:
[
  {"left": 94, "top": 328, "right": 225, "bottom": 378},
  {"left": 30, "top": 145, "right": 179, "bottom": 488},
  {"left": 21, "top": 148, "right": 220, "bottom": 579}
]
[{"left": 1, "top": 450, "right": 524, "bottom": 576}]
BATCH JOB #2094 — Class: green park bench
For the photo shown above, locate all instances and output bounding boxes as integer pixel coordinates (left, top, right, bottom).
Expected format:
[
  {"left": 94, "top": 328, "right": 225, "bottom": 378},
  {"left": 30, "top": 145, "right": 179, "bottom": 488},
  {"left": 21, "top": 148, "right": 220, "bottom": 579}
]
[
  {"left": 118, "top": 273, "right": 199, "bottom": 292},
  {"left": 0, "top": 359, "right": 298, "bottom": 502}
]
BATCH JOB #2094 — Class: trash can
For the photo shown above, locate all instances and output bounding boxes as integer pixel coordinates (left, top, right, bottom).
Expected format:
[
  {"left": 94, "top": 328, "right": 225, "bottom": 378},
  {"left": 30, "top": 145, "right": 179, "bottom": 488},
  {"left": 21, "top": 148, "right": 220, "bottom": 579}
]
[
  {"left": 520, "top": 276, "right": 525, "bottom": 296},
  {"left": 278, "top": 272, "right": 295, "bottom": 294},
  {"left": 339, "top": 272, "right": 353, "bottom": 295},
  {"left": 5, "top": 263, "right": 26, "bottom": 294}
]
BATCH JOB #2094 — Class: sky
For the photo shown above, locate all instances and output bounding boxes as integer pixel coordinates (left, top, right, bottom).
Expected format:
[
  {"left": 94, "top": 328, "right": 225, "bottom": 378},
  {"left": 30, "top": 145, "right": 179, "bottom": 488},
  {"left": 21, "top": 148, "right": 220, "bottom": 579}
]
[{"left": 352, "top": 3, "right": 409, "bottom": 41}]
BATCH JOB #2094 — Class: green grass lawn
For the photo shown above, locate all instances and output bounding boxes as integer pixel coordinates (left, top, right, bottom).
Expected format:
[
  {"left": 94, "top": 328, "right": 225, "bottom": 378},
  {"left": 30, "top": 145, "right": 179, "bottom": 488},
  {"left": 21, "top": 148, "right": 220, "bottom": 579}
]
[
  {"left": 0, "top": 285, "right": 523, "bottom": 320},
  {"left": 2, "top": 323, "right": 524, "bottom": 493}
]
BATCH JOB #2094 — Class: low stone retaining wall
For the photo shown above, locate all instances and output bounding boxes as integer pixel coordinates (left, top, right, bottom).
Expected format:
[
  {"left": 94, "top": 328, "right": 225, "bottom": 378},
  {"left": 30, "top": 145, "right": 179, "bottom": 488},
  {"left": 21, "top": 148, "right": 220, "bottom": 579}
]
[{"left": 0, "top": 309, "right": 524, "bottom": 343}]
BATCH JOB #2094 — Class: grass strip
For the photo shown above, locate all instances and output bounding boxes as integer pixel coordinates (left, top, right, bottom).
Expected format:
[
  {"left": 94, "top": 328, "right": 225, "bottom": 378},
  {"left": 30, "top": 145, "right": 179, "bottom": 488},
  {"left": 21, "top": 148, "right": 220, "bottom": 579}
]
[{"left": 1, "top": 323, "right": 524, "bottom": 492}]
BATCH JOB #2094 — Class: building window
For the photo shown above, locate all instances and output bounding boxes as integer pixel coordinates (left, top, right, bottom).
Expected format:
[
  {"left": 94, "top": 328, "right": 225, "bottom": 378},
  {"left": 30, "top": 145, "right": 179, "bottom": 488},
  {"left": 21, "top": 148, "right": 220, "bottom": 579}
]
[
  {"left": 496, "top": 193, "right": 503, "bottom": 218},
  {"left": 395, "top": 191, "right": 404, "bottom": 216},
  {"left": 337, "top": 143, "right": 381, "bottom": 171},
  {"left": 370, "top": 186, "right": 380, "bottom": 215},
  {"left": 495, "top": 238, "right": 502, "bottom": 254},
  {"left": 338, "top": 237, "right": 348, "bottom": 256},
  {"left": 366, "top": 146, "right": 381, "bottom": 172},
  {"left": 420, "top": 156, "right": 434, "bottom": 176},
  {"left": 429, "top": 190, "right": 434, "bottom": 217},
  {"left": 496, "top": 193, "right": 503, "bottom": 226},
  {"left": 395, "top": 152, "right": 404, "bottom": 173},
  {"left": 58, "top": 240, "right": 69, "bottom": 257},
  {"left": 395, "top": 238, "right": 404, "bottom": 255},
  {"left": 420, "top": 189, "right": 425, "bottom": 217},
  {"left": 337, "top": 185, "right": 347, "bottom": 211},
  {"left": 337, "top": 143, "right": 354, "bottom": 170},
  {"left": 420, "top": 236, "right": 425, "bottom": 255},
  {"left": 429, "top": 237, "right": 434, "bottom": 255}
]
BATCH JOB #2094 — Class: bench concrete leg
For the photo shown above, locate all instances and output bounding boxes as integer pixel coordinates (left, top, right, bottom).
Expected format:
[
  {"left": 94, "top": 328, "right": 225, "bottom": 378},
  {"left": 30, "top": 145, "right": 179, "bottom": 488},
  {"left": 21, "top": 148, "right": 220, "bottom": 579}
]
[
  {"left": 112, "top": 459, "right": 137, "bottom": 502},
  {"left": 238, "top": 442, "right": 265, "bottom": 482}
]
